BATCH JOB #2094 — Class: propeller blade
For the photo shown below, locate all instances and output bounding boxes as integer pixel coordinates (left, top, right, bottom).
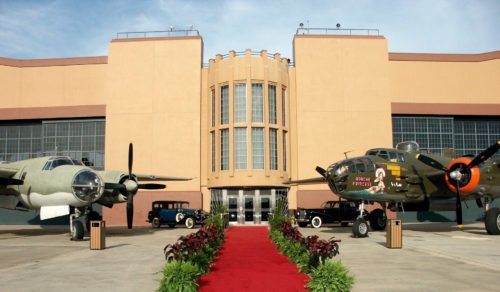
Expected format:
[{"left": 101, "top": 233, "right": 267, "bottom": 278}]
[
  {"left": 128, "top": 143, "right": 133, "bottom": 180},
  {"left": 0, "top": 177, "right": 24, "bottom": 185},
  {"left": 315, "top": 166, "right": 327, "bottom": 177},
  {"left": 104, "top": 183, "right": 126, "bottom": 190},
  {"left": 455, "top": 180, "right": 463, "bottom": 228},
  {"left": 138, "top": 183, "right": 166, "bottom": 190},
  {"left": 127, "top": 193, "right": 133, "bottom": 229},
  {"left": 416, "top": 154, "right": 448, "bottom": 172},
  {"left": 467, "top": 141, "right": 500, "bottom": 169}
]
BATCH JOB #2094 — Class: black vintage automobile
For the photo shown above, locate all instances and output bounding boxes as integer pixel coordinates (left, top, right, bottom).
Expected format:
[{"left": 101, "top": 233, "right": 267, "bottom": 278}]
[
  {"left": 295, "top": 200, "right": 368, "bottom": 228},
  {"left": 147, "top": 200, "right": 208, "bottom": 229}
]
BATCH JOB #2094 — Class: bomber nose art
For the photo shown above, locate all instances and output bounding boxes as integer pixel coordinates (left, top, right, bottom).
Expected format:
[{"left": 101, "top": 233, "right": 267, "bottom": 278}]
[{"left": 71, "top": 170, "right": 104, "bottom": 203}]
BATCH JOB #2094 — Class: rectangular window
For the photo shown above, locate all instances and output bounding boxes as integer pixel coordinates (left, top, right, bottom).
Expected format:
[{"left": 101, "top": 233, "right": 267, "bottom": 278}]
[
  {"left": 283, "top": 131, "right": 287, "bottom": 171},
  {"left": 269, "top": 85, "right": 277, "bottom": 124},
  {"left": 220, "top": 85, "right": 229, "bottom": 125},
  {"left": 252, "top": 127, "right": 264, "bottom": 169},
  {"left": 220, "top": 129, "right": 229, "bottom": 171},
  {"left": 211, "top": 132, "right": 215, "bottom": 172},
  {"left": 252, "top": 83, "right": 264, "bottom": 123},
  {"left": 0, "top": 119, "right": 104, "bottom": 169},
  {"left": 234, "top": 128, "right": 247, "bottom": 170},
  {"left": 234, "top": 83, "right": 247, "bottom": 123},
  {"left": 211, "top": 88, "right": 215, "bottom": 127},
  {"left": 282, "top": 88, "right": 286, "bottom": 127},
  {"left": 270, "top": 129, "right": 278, "bottom": 170}
]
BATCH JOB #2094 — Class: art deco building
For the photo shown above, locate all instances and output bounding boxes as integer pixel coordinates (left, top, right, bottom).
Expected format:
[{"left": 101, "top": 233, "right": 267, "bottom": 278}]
[{"left": 1, "top": 28, "right": 499, "bottom": 225}]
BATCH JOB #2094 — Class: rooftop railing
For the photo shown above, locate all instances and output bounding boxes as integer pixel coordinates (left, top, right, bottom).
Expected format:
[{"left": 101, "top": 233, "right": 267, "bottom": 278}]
[
  {"left": 296, "top": 27, "right": 379, "bottom": 36},
  {"left": 116, "top": 29, "right": 200, "bottom": 39}
]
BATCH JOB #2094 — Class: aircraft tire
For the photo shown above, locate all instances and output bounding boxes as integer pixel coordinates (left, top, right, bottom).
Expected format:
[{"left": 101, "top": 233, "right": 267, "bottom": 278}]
[
  {"left": 485, "top": 207, "right": 500, "bottom": 235},
  {"left": 298, "top": 222, "right": 308, "bottom": 228},
  {"left": 152, "top": 217, "right": 161, "bottom": 228},
  {"left": 71, "top": 220, "right": 84, "bottom": 241},
  {"left": 369, "top": 209, "right": 387, "bottom": 231},
  {"left": 352, "top": 218, "right": 369, "bottom": 238},
  {"left": 311, "top": 216, "right": 322, "bottom": 228},
  {"left": 185, "top": 217, "right": 195, "bottom": 229}
]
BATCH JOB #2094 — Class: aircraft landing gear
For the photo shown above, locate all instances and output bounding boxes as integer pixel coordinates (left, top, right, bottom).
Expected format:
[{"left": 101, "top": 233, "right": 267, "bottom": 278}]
[
  {"left": 70, "top": 207, "right": 101, "bottom": 241},
  {"left": 70, "top": 213, "right": 84, "bottom": 241},
  {"left": 482, "top": 197, "right": 499, "bottom": 235},
  {"left": 352, "top": 218, "right": 369, "bottom": 237},
  {"left": 352, "top": 201, "right": 369, "bottom": 237},
  {"left": 369, "top": 208, "right": 387, "bottom": 231}
]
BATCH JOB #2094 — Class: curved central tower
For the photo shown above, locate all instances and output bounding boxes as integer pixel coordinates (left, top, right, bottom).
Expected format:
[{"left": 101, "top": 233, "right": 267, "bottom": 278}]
[{"left": 205, "top": 49, "right": 290, "bottom": 223}]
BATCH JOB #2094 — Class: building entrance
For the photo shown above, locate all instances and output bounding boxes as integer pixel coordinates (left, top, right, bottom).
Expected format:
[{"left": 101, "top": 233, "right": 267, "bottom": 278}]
[{"left": 214, "top": 189, "right": 287, "bottom": 224}]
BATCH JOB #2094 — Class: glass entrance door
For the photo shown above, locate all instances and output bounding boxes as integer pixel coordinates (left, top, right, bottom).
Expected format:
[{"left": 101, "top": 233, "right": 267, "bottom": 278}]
[
  {"left": 244, "top": 195, "right": 255, "bottom": 222},
  {"left": 227, "top": 195, "right": 239, "bottom": 222},
  {"left": 260, "top": 195, "right": 271, "bottom": 222},
  {"left": 217, "top": 188, "right": 288, "bottom": 225}
]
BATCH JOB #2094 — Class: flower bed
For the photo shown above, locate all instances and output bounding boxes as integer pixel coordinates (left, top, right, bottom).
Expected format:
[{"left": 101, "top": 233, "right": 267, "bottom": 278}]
[
  {"left": 158, "top": 212, "right": 226, "bottom": 292},
  {"left": 269, "top": 210, "right": 354, "bottom": 291}
]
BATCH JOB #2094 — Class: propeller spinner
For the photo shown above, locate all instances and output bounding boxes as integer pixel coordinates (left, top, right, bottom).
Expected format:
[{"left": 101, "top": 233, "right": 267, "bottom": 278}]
[{"left": 416, "top": 141, "right": 500, "bottom": 227}]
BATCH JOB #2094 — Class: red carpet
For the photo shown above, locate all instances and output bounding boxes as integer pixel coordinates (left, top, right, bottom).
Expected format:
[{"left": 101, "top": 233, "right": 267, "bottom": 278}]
[{"left": 198, "top": 226, "right": 309, "bottom": 291}]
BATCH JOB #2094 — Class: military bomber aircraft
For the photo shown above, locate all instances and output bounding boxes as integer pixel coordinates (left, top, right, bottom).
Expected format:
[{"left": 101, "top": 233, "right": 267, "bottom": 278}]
[
  {"left": 287, "top": 141, "right": 500, "bottom": 237},
  {"left": 0, "top": 143, "right": 190, "bottom": 240}
]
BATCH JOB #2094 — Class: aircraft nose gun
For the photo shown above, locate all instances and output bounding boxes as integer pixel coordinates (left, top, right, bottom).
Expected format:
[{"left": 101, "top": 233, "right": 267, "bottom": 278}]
[{"left": 71, "top": 170, "right": 104, "bottom": 203}]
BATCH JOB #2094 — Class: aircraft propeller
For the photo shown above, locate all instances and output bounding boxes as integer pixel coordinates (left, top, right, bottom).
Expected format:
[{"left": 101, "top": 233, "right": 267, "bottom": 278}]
[
  {"left": 416, "top": 141, "right": 500, "bottom": 227},
  {"left": 0, "top": 177, "right": 24, "bottom": 185},
  {"left": 104, "top": 143, "right": 166, "bottom": 229}
]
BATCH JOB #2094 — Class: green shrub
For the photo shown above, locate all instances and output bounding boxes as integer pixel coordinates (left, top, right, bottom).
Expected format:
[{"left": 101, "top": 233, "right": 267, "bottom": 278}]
[
  {"left": 269, "top": 196, "right": 290, "bottom": 231},
  {"left": 158, "top": 260, "right": 203, "bottom": 292},
  {"left": 307, "top": 260, "right": 354, "bottom": 292}
]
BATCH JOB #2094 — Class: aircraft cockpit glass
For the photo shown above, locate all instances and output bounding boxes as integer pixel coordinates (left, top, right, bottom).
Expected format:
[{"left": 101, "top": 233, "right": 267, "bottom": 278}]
[
  {"left": 330, "top": 157, "right": 375, "bottom": 176},
  {"left": 396, "top": 141, "right": 420, "bottom": 152},
  {"left": 43, "top": 158, "right": 78, "bottom": 170},
  {"left": 71, "top": 170, "right": 104, "bottom": 203}
]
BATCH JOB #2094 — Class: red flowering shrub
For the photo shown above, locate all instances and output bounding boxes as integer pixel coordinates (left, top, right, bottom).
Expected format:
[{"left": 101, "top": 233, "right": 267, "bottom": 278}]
[
  {"left": 278, "top": 220, "right": 340, "bottom": 268},
  {"left": 164, "top": 224, "right": 223, "bottom": 263}
]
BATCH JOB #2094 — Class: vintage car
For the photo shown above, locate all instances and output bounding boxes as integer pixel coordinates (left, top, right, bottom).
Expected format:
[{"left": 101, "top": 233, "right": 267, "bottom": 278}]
[
  {"left": 147, "top": 200, "right": 208, "bottom": 229},
  {"left": 295, "top": 200, "right": 368, "bottom": 228}
]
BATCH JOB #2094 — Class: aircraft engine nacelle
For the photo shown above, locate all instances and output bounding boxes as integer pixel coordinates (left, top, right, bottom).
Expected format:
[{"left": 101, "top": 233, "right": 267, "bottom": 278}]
[{"left": 444, "top": 157, "right": 480, "bottom": 195}]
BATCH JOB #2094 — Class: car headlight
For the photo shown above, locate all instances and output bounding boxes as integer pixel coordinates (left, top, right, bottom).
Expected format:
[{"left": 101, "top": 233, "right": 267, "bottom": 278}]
[{"left": 72, "top": 170, "right": 104, "bottom": 203}]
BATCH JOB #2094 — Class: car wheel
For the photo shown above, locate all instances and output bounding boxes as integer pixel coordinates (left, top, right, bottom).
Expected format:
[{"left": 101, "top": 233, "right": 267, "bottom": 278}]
[
  {"left": 152, "top": 217, "right": 161, "bottom": 228},
  {"left": 185, "top": 217, "right": 195, "bottom": 229},
  {"left": 341, "top": 222, "right": 349, "bottom": 227},
  {"left": 352, "top": 218, "right": 369, "bottom": 238},
  {"left": 369, "top": 209, "right": 387, "bottom": 231},
  {"left": 168, "top": 224, "right": 176, "bottom": 228},
  {"left": 71, "top": 220, "right": 84, "bottom": 241},
  {"left": 485, "top": 207, "right": 500, "bottom": 235},
  {"left": 298, "top": 222, "right": 308, "bottom": 228},
  {"left": 311, "top": 216, "right": 322, "bottom": 228},
  {"left": 176, "top": 213, "right": 184, "bottom": 223}
]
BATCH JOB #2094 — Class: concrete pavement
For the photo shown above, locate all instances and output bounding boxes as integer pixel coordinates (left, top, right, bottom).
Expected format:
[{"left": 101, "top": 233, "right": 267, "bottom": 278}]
[{"left": 0, "top": 222, "right": 499, "bottom": 291}]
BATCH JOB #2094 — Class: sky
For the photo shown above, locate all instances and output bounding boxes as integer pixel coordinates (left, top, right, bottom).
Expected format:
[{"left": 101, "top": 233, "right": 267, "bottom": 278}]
[{"left": 0, "top": 0, "right": 499, "bottom": 62}]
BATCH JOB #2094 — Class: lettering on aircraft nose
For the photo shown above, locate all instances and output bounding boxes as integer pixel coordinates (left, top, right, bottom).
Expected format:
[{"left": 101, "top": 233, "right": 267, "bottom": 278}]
[
  {"left": 391, "top": 181, "right": 402, "bottom": 188},
  {"left": 352, "top": 177, "right": 372, "bottom": 187}
]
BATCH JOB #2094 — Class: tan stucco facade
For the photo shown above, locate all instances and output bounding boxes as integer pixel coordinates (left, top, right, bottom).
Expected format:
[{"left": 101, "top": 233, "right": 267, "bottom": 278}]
[{"left": 1, "top": 34, "right": 499, "bottom": 226}]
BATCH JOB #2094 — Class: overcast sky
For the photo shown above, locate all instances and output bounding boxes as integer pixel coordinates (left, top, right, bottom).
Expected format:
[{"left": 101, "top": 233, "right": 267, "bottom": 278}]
[{"left": 0, "top": 0, "right": 499, "bottom": 62}]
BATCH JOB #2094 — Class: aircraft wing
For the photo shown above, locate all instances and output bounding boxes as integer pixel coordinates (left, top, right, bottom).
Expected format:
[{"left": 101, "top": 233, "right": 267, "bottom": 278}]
[
  {"left": 0, "top": 164, "right": 19, "bottom": 178},
  {"left": 134, "top": 173, "right": 192, "bottom": 181},
  {"left": 0, "top": 164, "right": 23, "bottom": 186},
  {"left": 283, "top": 177, "right": 326, "bottom": 185}
]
